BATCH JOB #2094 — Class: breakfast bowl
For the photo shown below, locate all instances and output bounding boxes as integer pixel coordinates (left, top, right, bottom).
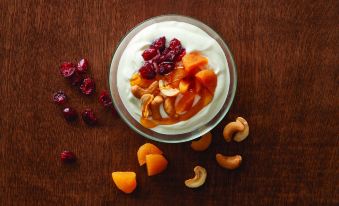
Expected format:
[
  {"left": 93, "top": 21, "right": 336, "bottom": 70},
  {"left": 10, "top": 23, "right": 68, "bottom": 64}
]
[{"left": 109, "top": 15, "right": 237, "bottom": 143}]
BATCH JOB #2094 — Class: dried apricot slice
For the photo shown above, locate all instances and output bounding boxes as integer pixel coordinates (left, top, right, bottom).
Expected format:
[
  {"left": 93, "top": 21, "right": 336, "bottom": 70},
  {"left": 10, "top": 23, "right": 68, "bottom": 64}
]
[
  {"left": 191, "top": 132, "right": 212, "bottom": 151},
  {"left": 112, "top": 171, "right": 137, "bottom": 194},
  {"left": 137, "top": 143, "right": 163, "bottom": 166},
  {"left": 179, "top": 79, "right": 191, "bottom": 93},
  {"left": 145, "top": 154, "right": 168, "bottom": 176},
  {"left": 175, "top": 91, "right": 196, "bottom": 114},
  {"left": 195, "top": 69, "right": 217, "bottom": 94},
  {"left": 182, "top": 52, "right": 208, "bottom": 75}
]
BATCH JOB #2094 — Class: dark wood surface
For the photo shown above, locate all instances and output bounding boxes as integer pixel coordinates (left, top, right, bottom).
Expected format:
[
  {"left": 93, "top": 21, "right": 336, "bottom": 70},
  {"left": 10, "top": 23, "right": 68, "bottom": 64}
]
[{"left": 1, "top": 0, "right": 338, "bottom": 205}]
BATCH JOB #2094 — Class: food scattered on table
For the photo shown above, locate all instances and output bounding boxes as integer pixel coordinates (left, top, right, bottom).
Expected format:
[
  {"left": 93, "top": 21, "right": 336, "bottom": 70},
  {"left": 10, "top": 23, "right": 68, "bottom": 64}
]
[{"left": 184, "top": 166, "right": 207, "bottom": 188}]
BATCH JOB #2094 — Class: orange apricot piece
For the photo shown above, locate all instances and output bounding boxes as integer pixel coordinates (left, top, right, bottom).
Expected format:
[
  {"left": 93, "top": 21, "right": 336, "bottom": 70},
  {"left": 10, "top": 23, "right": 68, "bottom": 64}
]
[
  {"left": 194, "top": 78, "right": 202, "bottom": 93},
  {"left": 179, "top": 79, "right": 191, "bottom": 93},
  {"left": 195, "top": 69, "right": 217, "bottom": 94},
  {"left": 112, "top": 171, "right": 137, "bottom": 194},
  {"left": 175, "top": 91, "right": 196, "bottom": 114},
  {"left": 182, "top": 52, "right": 208, "bottom": 76},
  {"left": 137, "top": 143, "right": 163, "bottom": 166},
  {"left": 145, "top": 154, "right": 168, "bottom": 176},
  {"left": 166, "top": 67, "right": 187, "bottom": 87},
  {"left": 191, "top": 132, "right": 212, "bottom": 151},
  {"left": 130, "top": 73, "right": 155, "bottom": 88}
]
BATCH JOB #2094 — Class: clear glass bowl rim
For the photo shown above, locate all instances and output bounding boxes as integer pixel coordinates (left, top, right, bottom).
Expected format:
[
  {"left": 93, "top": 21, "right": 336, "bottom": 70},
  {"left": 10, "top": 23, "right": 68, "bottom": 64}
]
[{"left": 108, "top": 14, "right": 237, "bottom": 143}]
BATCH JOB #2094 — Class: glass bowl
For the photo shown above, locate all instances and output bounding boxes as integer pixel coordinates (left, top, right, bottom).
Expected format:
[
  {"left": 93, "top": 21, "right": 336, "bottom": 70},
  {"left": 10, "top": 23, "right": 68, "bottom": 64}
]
[{"left": 109, "top": 15, "right": 237, "bottom": 143}]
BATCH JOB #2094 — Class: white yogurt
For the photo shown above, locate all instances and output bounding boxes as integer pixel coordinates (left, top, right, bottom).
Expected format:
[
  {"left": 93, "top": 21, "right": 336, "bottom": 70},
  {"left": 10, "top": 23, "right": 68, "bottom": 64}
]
[{"left": 117, "top": 21, "right": 229, "bottom": 134}]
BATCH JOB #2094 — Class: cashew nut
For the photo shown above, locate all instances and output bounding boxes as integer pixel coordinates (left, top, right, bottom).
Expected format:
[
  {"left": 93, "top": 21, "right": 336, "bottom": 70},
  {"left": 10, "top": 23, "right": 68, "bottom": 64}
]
[
  {"left": 164, "top": 97, "right": 176, "bottom": 118},
  {"left": 184, "top": 166, "right": 207, "bottom": 188},
  {"left": 223, "top": 120, "right": 244, "bottom": 142},
  {"left": 131, "top": 81, "right": 159, "bottom": 98},
  {"left": 140, "top": 94, "right": 154, "bottom": 118},
  {"left": 216, "top": 154, "right": 242, "bottom": 170},
  {"left": 150, "top": 95, "right": 164, "bottom": 120},
  {"left": 191, "top": 132, "right": 212, "bottom": 151},
  {"left": 159, "top": 80, "right": 179, "bottom": 97},
  {"left": 234, "top": 117, "right": 249, "bottom": 142}
]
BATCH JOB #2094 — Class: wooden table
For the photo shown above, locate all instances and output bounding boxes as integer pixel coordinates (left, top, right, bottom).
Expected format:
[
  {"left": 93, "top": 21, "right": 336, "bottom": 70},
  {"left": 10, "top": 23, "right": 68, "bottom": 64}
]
[{"left": 1, "top": 0, "right": 338, "bottom": 205}]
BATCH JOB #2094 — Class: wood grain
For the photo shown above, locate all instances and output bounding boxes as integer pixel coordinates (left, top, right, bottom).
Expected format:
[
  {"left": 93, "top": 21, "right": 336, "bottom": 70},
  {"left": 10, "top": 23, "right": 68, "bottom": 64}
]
[{"left": 0, "top": 0, "right": 338, "bottom": 205}]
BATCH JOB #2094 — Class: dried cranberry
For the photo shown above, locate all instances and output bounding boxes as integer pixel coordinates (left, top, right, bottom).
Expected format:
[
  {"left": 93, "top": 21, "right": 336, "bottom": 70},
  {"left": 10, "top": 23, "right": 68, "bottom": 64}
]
[
  {"left": 60, "top": 151, "right": 76, "bottom": 163},
  {"left": 139, "top": 62, "right": 156, "bottom": 79},
  {"left": 169, "top": 38, "right": 182, "bottom": 50},
  {"left": 82, "top": 109, "right": 98, "bottom": 126},
  {"left": 53, "top": 91, "right": 67, "bottom": 105},
  {"left": 163, "top": 50, "right": 177, "bottom": 62},
  {"left": 175, "top": 48, "right": 186, "bottom": 62},
  {"left": 80, "top": 77, "right": 95, "bottom": 95},
  {"left": 60, "top": 62, "right": 76, "bottom": 78},
  {"left": 63, "top": 107, "right": 78, "bottom": 122},
  {"left": 77, "top": 58, "right": 88, "bottom": 74},
  {"left": 142, "top": 48, "right": 157, "bottom": 61},
  {"left": 158, "top": 62, "right": 174, "bottom": 75},
  {"left": 98, "top": 90, "right": 112, "bottom": 107},
  {"left": 69, "top": 71, "right": 83, "bottom": 86},
  {"left": 151, "top": 36, "right": 166, "bottom": 52}
]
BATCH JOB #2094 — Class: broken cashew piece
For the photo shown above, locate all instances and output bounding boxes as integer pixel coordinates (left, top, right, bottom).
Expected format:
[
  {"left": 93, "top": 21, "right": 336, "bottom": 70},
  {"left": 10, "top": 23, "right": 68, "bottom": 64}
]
[
  {"left": 216, "top": 154, "right": 242, "bottom": 170},
  {"left": 140, "top": 94, "right": 154, "bottom": 118},
  {"left": 223, "top": 120, "right": 245, "bottom": 142},
  {"left": 159, "top": 80, "right": 180, "bottom": 97},
  {"left": 191, "top": 132, "right": 212, "bottom": 151},
  {"left": 131, "top": 81, "right": 159, "bottom": 98},
  {"left": 184, "top": 166, "right": 207, "bottom": 188},
  {"left": 234, "top": 117, "right": 249, "bottom": 142},
  {"left": 150, "top": 95, "right": 164, "bottom": 120},
  {"left": 164, "top": 97, "right": 176, "bottom": 118}
]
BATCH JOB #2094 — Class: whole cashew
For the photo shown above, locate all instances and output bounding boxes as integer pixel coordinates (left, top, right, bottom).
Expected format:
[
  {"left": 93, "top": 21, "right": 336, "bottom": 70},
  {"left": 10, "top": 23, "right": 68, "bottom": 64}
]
[
  {"left": 184, "top": 166, "right": 207, "bottom": 188},
  {"left": 216, "top": 154, "right": 242, "bottom": 170},
  {"left": 140, "top": 94, "right": 154, "bottom": 118},
  {"left": 191, "top": 132, "right": 212, "bottom": 152},
  {"left": 131, "top": 81, "right": 159, "bottom": 98},
  {"left": 164, "top": 97, "right": 176, "bottom": 118},
  {"left": 234, "top": 117, "right": 249, "bottom": 142},
  {"left": 150, "top": 95, "right": 164, "bottom": 120},
  {"left": 223, "top": 120, "right": 244, "bottom": 142}
]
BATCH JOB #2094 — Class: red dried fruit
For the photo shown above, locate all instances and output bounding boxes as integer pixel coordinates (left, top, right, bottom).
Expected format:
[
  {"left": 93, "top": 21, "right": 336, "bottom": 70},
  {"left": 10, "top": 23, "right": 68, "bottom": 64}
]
[
  {"left": 60, "top": 150, "right": 76, "bottom": 163},
  {"left": 169, "top": 38, "right": 182, "bottom": 50},
  {"left": 53, "top": 91, "right": 67, "bottom": 105},
  {"left": 63, "top": 107, "right": 78, "bottom": 122},
  {"left": 139, "top": 62, "right": 156, "bottom": 79},
  {"left": 142, "top": 48, "right": 157, "bottom": 61},
  {"left": 98, "top": 90, "right": 112, "bottom": 107},
  {"left": 82, "top": 109, "right": 98, "bottom": 126},
  {"left": 80, "top": 77, "right": 95, "bottom": 95},
  {"left": 158, "top": 62, "right": 174, "bottom": 75},
  {"left": 151, "top": 36, "right": 166, "bottom": 52},
  {"left": 69, "top": 71, "right": 83, "bottom": 86},
  {"left": 77, "top": 58, "right": 88, "bottom": 74},
  {"left": 60, "top": 62, "right": 76, "bottom": 78},
  {"left": 176, "top": 48, "right": 186, "bottom": 62}
]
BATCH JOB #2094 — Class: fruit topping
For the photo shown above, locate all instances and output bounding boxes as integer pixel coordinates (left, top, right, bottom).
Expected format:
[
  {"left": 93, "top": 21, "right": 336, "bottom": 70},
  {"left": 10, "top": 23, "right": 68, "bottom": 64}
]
[
  {"left": 62, "top": 107, "right": 78, "bottom": 122},
  {"left": 98, "top": 90, "right": 112, "bottom": 107},
  {"left": 139, "top": 62, "right": 156, "bottom": 79},
  {"left": 60, "top": 150, "right": 76, "bottom": 163},
  {"left": 142, "top": 48, "right": 157, "bottom": 61},
  {"left": 80, "top": 77, "right": 95, "bottom": 95},
  {"left": 53, "top": 91, "right": 67, "bottom": 105},
  {"left": 151, "top": 36, "right": 166, "bottom": 52},
  {"left": 81, "top": 108, "right": 98, "bottom": 126},
  {"left": 195, "top": 69, "right": 217, "bottom": 94},
  {"left": 158, "top": 62, "right": 175, "bottom": 75},
  {"left": 182, "top": 52, "right": 208, "bottom": 75}
]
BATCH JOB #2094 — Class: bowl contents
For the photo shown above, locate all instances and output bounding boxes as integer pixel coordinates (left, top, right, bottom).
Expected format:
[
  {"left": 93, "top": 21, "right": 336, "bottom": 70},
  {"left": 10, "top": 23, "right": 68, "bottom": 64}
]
[
  {"left": 223, "top": 116, "right": 249, "bottom": 142},
  {"left": 184, "top": 165, "right": 207, "bottom": 188},
  {"left": 112, "top": 172, "right": 137, "bottom": 194},
  {"left": 116, "top": 21, "right": 230, "bottom": 135},
  {"left": 129, "top": 36, "right": 218, "bottom": 129},
  {"left": 190, "top": 132, "right": 212, "bottom": 152}
]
